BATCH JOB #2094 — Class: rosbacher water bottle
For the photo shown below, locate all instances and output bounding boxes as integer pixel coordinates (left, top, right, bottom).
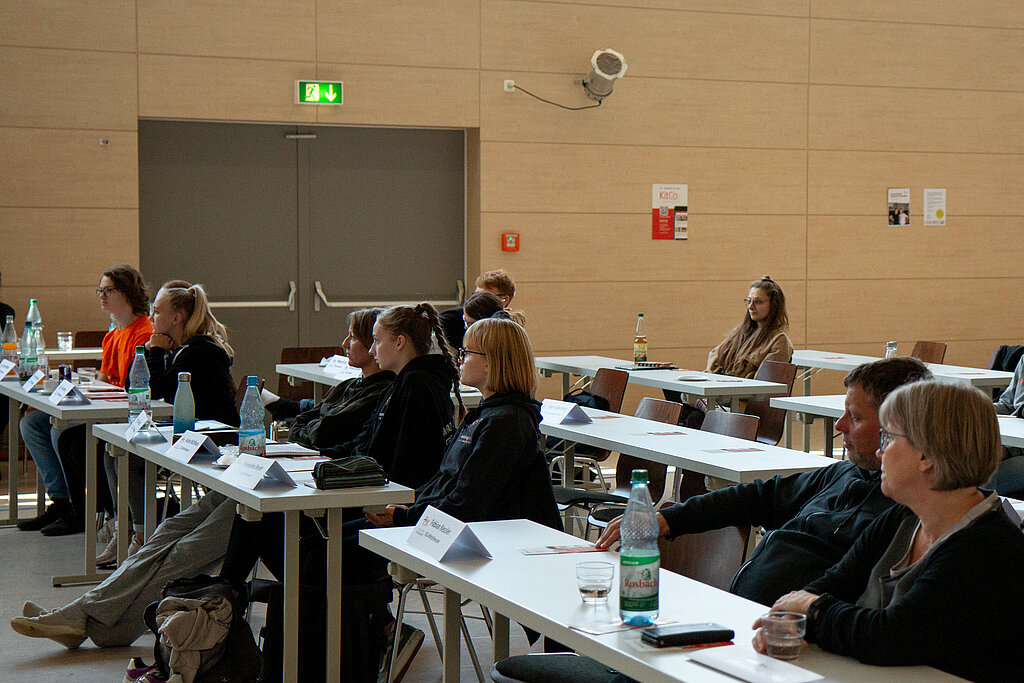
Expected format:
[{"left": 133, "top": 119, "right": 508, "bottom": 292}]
[
  {"left": 172, "top": 372, "right": 196, "bottom": 442},
  {"left": 238, "top": 376, "right": 265, "bottom": 456},
  {"left": 127, "top": 346, "right": 151, "bottom": 424},
  {"left": 19, "top": 322, "right": 36, "bottom": 381},
  {"left": 619, "top": 469, "right": 660, "bottom": 626}
]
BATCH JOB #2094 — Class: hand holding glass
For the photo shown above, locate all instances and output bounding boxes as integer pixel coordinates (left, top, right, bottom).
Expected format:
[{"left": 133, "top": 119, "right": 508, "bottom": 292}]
[
  {"left": 760, "top": 612, "right": 806, "bottom": 661},
  {"left": 577, "top": 561, "right": 614, "bottom": 604}
]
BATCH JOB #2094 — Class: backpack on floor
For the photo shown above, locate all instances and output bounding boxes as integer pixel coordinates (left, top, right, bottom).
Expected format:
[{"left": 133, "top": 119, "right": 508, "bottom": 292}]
[{"left": 142, "top": 574, "right": 262, "bottom": 683}]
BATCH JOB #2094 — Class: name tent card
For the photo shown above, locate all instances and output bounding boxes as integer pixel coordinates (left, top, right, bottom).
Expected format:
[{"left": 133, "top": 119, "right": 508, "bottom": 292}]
[
  {"left": 221, "top": 453, "right": 297, "bottom": 490},
  {"left": 0, "top": 359, "right": 15, "bottom": 379},
  {"left": 46, "top": 379, "right": 77, "bottom": 405},
  {"left": 323, "top": 354, "right": 360, "bottom": 380},
  {"left": 540, "top": 399, "right": 593, "bottom": 425},
  {"left": 22, "top": 369, "right": 44, "bottom": 392},
  {"left": 166, "top": 430, "right": 221, "bottom": 464},
  {"left": 125, "top": 410, "right": 154, "bottom": 443},
  {"left": 407, "top": 506, "right": 491, "bottom": 562}
]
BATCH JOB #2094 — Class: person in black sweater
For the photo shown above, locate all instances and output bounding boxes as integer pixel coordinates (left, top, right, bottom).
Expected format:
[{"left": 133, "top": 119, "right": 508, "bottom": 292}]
[{"left": 754, "top": 381, "right": 1024, "bottom": 682}]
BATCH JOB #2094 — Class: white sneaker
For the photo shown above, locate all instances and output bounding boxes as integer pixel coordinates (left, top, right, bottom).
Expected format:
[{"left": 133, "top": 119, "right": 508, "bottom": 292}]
[
  {"left": 97, "top": 515, "right": 116, "bottom": 545},
  {"left": 22, "top": 600, "right": 47, "bottom": 617},
  {"left": 10, "top": 608, "right": 87, "bottom": 649},
  {"left": 127, "top": 534, "right": 143, "bottom": 558},
  {"left": 96, "top": 534, "right": 119, "bottom": 567}
]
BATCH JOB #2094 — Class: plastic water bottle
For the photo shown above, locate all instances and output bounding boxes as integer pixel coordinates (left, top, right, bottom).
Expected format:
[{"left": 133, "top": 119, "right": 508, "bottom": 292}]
[
  {"left": 127, "top": 346, "right": 151, "bottom": 423},
  {"left": 2, "top": 315, "right": 18, "bottom": 370},
  {"left": 25, "top": 298, "right": 42, "bottom": 328},
  {"left": 238, "top": 376, "right": 265, "bottom": 456},
  {"left": 34, "top": 323, "right": 47, "bottom": 378},
  {"left": 619, "top": 469, "right": 660, "bottom": 626},
  {"left": 172, "top": 372, "right": 196, "bottom": 442},
  {"left": 19, "top": 322, "right": 36, "bottom": 381}
]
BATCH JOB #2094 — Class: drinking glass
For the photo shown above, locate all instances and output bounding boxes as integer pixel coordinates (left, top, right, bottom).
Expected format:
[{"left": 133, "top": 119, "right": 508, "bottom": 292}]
[
  {"left": 760, "top": 612, "right": 806, "bottom": 661},
  {"left": 576, "top": 561, "right": 614, "bottom": 604}
]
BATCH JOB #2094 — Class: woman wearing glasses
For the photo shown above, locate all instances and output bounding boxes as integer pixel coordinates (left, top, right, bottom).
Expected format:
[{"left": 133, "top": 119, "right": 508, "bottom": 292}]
[
  {"left": 754, "top": 381, "right": 1024, "bottom": 681},
  {"left": 16, "top": 265, "right": 152, "bottom": 536},
  {"left": 706, "top": 275, "right": 793, "bottom": 379}
]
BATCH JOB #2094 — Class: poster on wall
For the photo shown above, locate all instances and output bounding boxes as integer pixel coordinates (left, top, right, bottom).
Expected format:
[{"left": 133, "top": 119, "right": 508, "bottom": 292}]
[
  {"left": 923, "top": 188, "right": 946, "bottom": 226},
  {"left": 652, "top": 184, "right": 687, "bottom": 240},
  {"left": 887, "top": 188, "right": 911, "bottom": 226}
]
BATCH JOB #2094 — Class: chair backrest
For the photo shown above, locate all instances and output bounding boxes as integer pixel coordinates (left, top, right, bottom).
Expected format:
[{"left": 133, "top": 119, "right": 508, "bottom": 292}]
[
  {"left": 742, "top": 360, "right": 797, "bottom": 446},
  {"left": 588, "top": 368, "right": 628, "bottom": 414},
  {"left": 73, "top": 329, "right": 108, "bottom": 370},
  {"left": 657, "top": 501, "right": 750, "bottom": 591},
  {"left": 277, "top": 346, "right": 345, "bottom": 400},
  {"left": 910, "top": 340, "right": 947, "bottom": 364},
  {"left": 700, "top": 410, "right": 760, "bottom": 442},
  {"left": 612, "top": 398, "right": 682, "bottom": 503}
]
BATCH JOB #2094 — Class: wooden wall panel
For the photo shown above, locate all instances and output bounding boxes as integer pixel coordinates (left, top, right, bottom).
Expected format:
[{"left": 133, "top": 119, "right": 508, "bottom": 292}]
[
  {"left": 0, "top": 0, "right": 135, "bottom": 52},
  {"left": 138, "top": 55, "right": 317, "bottom": 123},
  {"left": 317, "top": 0, "right": 479, "bottom": 68},
  {"left": 808, "top": 151, "right": 1024, "bottom": 216},
  {"left": 547, "top": 0, "right": 808, "bottom": 16},
  {"left": 482, "top": 143, "right": 807, "bottom": 214},
  {"left": 1, "top": 287, "right": 116, "bottom": 339},
  {"left": 806, "top": 279, "right": 1024, "bottom": 345},
  {"left": 810, "top": 18, "right": 1024, "bottom": 91},
  {"left": 0, "top": 209, "right": 138, "bottom": 286},
  {"left": 807, "top": 216, "right": 1024, "bottom": 280},
  {"left": 811, "top": 0, "right": 1024, "bottom": 30},
  {"left": 482, "top": 214, "right": 806, "bottom": 282},
  {"left": 481, "top": 71, "right": 806, "bottom": 148},
  {"left": 137, "top": 0, "right": 316, "bottom": 61},
  {"left": 0, "top": 47, "right": 137, "bottom": 130},
  {"left": 810, "top": 85, "right": 1024, "bottom": 153},
  {"left": 516, "top": 279, "right": 806, "bottom": 352},
  {"left": 0, "top": 129, "right": 137, "bottom": 208},
  {"left": 482, "top": 0, "right": 809, "bottom": 82},
  {"left": 314, "top": 64, "right": 479, "bottom": 127}
]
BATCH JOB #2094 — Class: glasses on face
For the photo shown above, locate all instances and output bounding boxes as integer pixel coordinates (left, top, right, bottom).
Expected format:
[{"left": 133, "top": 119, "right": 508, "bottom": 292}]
[
  {"left": 456, "top": 348, "right": 486, "bottom": 364},
  {"left": 744, "top": 298, "right": 769, "bottom": 307},
  {"left": 96, "top": 287, "right": 118, "bottom": 298},
  {"left": 878, "top": 427, "right": 908, "bottom": 452}
]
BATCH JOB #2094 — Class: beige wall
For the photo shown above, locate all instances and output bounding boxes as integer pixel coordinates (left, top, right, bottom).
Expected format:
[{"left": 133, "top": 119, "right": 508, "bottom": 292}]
[{"left": 2, "top": 1, "right": 1022, "bottom": 404}]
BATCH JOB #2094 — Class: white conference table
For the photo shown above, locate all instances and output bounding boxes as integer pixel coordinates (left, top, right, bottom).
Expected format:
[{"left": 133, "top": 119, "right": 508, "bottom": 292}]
[
  {"left": 0, "top": 377, "right": 172, "bottom": 585},
  {"left": 275, "top": 361, "right": 483, "bottom": 408},
  {"left": 792, "top": 349, "right": 1012, "bottom": 395},
  {"left": 535, "top": 356, "right": 787, "bottom": 413},
  {"left": 93, "top": 422, "right": 414, "bottom": 683},
  {"left": 360, "top": 519, "right": 954, "bottom": 683},
  {"left": 772, "top": 393, "right": 1024, "bottom": 453}
]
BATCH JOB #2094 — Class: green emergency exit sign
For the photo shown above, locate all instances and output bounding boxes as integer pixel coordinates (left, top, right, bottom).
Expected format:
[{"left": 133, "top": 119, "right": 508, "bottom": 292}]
[{"left": 295, "top": 80, "right": 343, "bottom": 104}]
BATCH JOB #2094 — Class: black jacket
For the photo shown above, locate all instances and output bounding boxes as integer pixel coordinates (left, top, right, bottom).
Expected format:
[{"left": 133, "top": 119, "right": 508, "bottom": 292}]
[
  {"left": 804, "top": 505, "right": 1024, "bottom": 682},
  {"left": 321, "top": 354, "right": 457, "bottom": 489},
  {"left": 274, "top": 372, "right": 395, "bottom": 449},
  {"left": 392, "top": 392, "right": 562, "bottom": 531},
  {"left": 144, "top": 335, "right": 239, "bottom": 427},
  {"left": 661, "top": 460, "right": 907, "bottom": 605}
]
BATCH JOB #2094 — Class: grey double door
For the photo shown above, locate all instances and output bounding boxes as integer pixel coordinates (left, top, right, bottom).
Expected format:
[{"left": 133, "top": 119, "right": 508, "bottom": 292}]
[{"left": 139, "top": 121, "right": 465, "bottom": 385}]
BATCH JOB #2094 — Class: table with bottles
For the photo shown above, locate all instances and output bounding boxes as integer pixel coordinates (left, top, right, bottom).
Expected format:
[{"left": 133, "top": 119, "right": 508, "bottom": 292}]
[{"left": 360, "top": 519, "right": 954, "bottom": 683}]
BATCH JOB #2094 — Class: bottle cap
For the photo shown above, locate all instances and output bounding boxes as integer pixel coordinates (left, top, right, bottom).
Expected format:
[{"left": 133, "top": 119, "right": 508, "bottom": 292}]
[
  {"left": 136, "top": 345, "right": 145, "bottom": 353},
  {"left": 638, "top": 312, "right": 644, "bottom": 317},
  {"left": 178, "top": 372, "right": 191, "bottom": 381},
  {"left": 246, "top": 375, "right": 258, "bottom": 387},
  {"left": 630, "top": 469, "right": 649, "bottom": 484},
  {"left": 30, "top": 299, "right": 37, "bottom": 304}
]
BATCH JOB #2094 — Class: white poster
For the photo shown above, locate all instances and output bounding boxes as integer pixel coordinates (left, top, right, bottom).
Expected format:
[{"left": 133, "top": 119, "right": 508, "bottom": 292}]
[
  {"left": 923, "top": 188, "right": 946, "bottom": 226},
  {"left": 888, "top": 188, "right": 910, "bottom": 226}
]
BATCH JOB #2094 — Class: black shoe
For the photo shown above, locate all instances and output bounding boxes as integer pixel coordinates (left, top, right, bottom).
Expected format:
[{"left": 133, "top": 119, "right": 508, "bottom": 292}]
[
  {"left": 17, "top": 501, "right": 67, "bottom": 531},
  {"left": 40, "top": 509, "right": 85, "bottom": 537}
]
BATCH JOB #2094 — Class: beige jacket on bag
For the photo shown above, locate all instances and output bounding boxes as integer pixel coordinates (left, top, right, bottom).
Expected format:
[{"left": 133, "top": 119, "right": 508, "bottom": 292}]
[{"left": 706, "top": 330, "right": 794, "bottom": 379}]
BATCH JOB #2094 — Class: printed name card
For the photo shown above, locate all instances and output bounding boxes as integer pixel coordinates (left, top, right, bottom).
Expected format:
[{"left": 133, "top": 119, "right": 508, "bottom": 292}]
[
  {"left": 22, "top": 369, "right": 44, "bottom": 392},
  {"left": 540, "top": 399, "right": 593, "bottom": 425},
  {"left": 221, "top": 453, "right": 297, "bottom": 490},
  {"left": 407, "top": 505, "right": 491, "bottom": 562},
  {"left": 323, "top": 354, "right": 360, "bottom": 380},
  {"left": 166, "top": 430, "right": 221, "bottom": 464},
  {"left": 46, "top": 379, "right": 77, "bottom": 405},
  {"left": 125, "top": 410, "right": 152, "bottom": 443},
  {"left": 0, "top": 359, "right": 15, "bottom": 379}
]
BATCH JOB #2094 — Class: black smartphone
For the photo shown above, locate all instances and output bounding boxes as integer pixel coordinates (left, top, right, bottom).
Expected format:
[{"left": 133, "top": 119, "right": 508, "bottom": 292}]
[{"left": 640, "top": 623, "right": 734, "bottom": 648}]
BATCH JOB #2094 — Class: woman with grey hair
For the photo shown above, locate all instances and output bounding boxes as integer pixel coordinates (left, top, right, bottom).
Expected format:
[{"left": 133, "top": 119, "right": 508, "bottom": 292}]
[{"left": 753, "top": 380, "right": 1024, "bottom": 681}]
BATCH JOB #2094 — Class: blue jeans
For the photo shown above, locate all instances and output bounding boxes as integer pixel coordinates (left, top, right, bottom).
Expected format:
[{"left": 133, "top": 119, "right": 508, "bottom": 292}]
[{"left": 19, "top": 409, "right": 70, "bottom": 500}]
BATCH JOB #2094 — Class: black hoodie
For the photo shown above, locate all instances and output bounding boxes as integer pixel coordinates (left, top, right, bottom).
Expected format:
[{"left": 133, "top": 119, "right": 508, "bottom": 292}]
[
  {"left": 392, "top": 392, "right": 562, "bottom": 531},
  {"left": 144, "top": 335, "right": 239, "bottom": 427},
  {"left": 321, "top": 353, "right": 457, "bottom": 489}
]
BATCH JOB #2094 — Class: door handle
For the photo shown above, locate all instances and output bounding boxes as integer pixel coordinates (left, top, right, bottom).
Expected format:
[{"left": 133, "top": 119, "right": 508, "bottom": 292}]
[
  {"left": 209, "top": 280, "right": 296, "bottom": 311},
  {"left": 314, "top": 280, "right": 464, "bottom": 312}
]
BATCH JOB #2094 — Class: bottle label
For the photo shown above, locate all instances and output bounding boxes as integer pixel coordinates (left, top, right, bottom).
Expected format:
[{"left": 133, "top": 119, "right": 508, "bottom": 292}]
[
  {"left": 128, "top": 388, "right": 151, "bottom": 413},
  {"left": 633, "top": 342, "right": 647, "bottom": 363},
  {"left": 239, "top": 428, "right": 266, "bottom": 457},
  {"left": 620, "top": 553, "right": 659, "bottom": 612}
]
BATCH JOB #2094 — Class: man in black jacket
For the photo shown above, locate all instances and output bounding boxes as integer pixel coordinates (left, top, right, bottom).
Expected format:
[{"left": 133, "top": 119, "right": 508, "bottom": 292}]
[{"left": 597, "top": 356, "right": 933, "bottom": 606}]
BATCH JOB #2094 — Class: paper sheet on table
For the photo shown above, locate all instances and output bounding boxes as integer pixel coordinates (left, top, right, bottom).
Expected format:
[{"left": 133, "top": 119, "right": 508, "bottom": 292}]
[
  {"left": 570, "top": 616, "right": 676, "bottom": 635},
  {"left": 518, "top": 544, "right": 602, "bottom": 555},
  {"left": 689, "top": 647, "right": 823, "bottom": 682},
  {"left": 264, "top": 442, "right": 320, "bottom": 457}
]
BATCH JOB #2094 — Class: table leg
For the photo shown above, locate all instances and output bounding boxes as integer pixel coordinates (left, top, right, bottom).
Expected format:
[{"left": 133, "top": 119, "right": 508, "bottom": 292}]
[
  {"left": 784, "top": 411, "right": 792, "bottom": 449},
  {"left": 313, "top": 382, "right": 323, "bottom": 403},
  {"left": 492, "top": 612, "right": 509, "bottom": 662},
  {"left": 325, "top": 507, "right": 342, "bottom": 683},
  {"left": 144, "top": 458, "right": 157, "bottom": 540},
  {"left": 824, "top": 417, "right": 835, "bottom": 458},
  {"left": 561, "top": 372, "right": 570, "bottom": 398},
  {"left": 5, "top": 396, "right": 19, "bottom": 525},
  {"left": 729, "top": 397, "right": 740, "bottom": 413},
  {"left": 117, "top": 446, "right": 130, "bottom": 565},
  {"left": 562, "top": 442, "right": 576, "bottom": 533},
  {"left": 180, "top": 477, "right": 192, "bottom": 509},
  {"left": 802, "top": 413, "right": 811, "bottom": 452},
  {"left": 283, "top": 510, "right": 299, "bottom": 683},
  {"left": 36, "top": 470, "right": 45, "bottom": 515},
  {"left": 803, "top": 371, "right": 812, "bottom": 399},
  {"left": 443, "top": 588, "right": 461, "bottom": 683},
  {"left": 53, "top": 426, "right": 109, "bottom": 586}
]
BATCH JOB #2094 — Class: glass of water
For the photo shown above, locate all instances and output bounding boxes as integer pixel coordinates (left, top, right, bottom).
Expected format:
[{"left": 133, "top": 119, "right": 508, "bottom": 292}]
[
  {"left": 760, "top": 612, "right": 806, "bottom": 661},
  {"left": 576, "top": 561, "right": 614, "bottom": 604},
  {"left": 57, "top": 332, "right": 73, "bottom": 351}
]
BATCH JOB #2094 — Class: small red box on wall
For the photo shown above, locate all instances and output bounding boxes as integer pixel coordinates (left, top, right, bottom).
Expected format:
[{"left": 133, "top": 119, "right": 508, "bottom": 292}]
[{"left": 501, "top": 232, "right": 519, "bottom": 252}]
